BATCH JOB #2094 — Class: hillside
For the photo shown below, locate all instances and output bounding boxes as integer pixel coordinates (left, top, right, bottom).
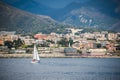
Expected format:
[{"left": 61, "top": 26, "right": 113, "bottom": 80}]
[
  {"left": 1, "top": 0, "right": 54, "bottom": 16},
  {"left": 53, "top": 0, "right": 120, "bottom": 31},
  {"left": 0, "top": 1, "right": 68, "bottom": 34},
  {"left": 1, "top": 0, "right": 120, "bottom": 32}
]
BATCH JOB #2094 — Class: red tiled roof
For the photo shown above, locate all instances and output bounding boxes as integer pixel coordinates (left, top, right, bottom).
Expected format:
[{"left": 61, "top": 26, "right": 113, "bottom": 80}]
[{"left": 34, "top": 34, "right": 48, "bottom": 40}]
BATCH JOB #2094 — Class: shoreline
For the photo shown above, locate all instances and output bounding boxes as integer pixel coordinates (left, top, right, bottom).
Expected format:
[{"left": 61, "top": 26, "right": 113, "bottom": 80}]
[{"left": 0, "top": 54, "right": 120, "bottom": 58}]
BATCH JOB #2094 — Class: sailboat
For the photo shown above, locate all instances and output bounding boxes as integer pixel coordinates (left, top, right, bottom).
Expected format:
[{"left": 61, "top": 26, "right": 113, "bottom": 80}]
[{"left": 31, "top": 43, "right": 40, "bottom": 63}]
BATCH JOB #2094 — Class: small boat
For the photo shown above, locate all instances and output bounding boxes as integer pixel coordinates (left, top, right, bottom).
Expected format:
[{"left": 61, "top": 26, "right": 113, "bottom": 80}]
[{"left": 31, "top": 43, "right": 40, "bottom": 63}]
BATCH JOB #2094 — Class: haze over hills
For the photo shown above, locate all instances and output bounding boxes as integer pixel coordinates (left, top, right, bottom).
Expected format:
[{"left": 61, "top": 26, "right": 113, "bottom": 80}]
[
  {"left": 1, "top": 0, "right": 120, "bottom": 32},
  {"left": 0, "top": 1, "right": 69, "bottom": 34}
]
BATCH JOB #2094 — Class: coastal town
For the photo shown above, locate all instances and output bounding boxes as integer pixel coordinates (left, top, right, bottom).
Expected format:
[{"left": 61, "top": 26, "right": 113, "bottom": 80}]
[{"left": 0, "top": 28, "right": 120, "bottom": 58}]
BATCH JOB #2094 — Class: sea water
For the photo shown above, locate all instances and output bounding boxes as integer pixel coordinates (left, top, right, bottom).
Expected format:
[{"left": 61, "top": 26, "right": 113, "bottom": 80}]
[{"left": 0, "top": 58, "right": 120, "bottom": 80}]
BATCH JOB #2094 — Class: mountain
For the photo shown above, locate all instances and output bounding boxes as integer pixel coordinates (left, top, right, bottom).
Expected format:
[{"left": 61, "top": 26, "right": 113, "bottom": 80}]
[
  {"left": 60, "top": 6, "right": 118, "bottom": 28},
  {"left": 0, "top": 1, "right": 68, "bottom": 34},
  {"left": 1, "top": 0, "right": 120, "bottom": 32},
  {"left": 84, "top": 0, "right": 120, "bottom": 19},
  {"left": 2, "top": 0, "right": 120, "bottom": 19},
  {"left": 110, "top": 21, "right": 120, "bottom": 32},
  {"left": 52, "top": 0, "right": 120, "bottom": 31},
  {"left": 1, "top": 0, "right": 54, "bottom": 16}
]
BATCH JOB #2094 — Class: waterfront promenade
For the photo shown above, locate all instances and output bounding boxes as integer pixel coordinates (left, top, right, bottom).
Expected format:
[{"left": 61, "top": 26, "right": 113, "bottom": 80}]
[{"left": 0, "top": 53, "right": 120, "bottom": 58}]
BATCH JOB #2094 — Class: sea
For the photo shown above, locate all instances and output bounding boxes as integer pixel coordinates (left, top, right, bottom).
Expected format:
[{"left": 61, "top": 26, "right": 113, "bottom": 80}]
[{"left": 0, "top": 58, "right": 120, "bottom": 80}]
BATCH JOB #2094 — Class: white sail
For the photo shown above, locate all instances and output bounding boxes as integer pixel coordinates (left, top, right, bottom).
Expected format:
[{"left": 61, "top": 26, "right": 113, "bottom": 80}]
[
  {"left": 69, "top": 42, "right": 71, "bottom": 47},
  {"left": 33, "top": 44, "right": 40, "bottom": 61}
]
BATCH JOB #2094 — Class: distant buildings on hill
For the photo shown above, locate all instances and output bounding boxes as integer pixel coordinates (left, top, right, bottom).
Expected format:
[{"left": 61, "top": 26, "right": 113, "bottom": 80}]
[{"left": 0, "top": 29, "right": 120, "bottom": 56}]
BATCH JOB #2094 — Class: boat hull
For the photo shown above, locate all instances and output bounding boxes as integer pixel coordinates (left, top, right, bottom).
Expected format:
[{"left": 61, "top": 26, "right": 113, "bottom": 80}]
[{"left": 31, "top": 60, "right": 40, "bottom": 63}]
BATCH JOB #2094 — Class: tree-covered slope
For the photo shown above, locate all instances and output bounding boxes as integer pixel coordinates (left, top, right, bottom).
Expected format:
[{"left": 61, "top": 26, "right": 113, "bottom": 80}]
[{"left": 0, "top": 1, "right": 68, "bottom": 34}]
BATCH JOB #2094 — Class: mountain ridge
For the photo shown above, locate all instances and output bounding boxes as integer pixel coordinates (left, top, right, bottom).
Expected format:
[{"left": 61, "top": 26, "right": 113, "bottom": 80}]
[
  {"left": 0, "top": 1, "right": 68, "bottom": 34},
  {"left": 0, "top": 0, "right": 120, "bottom": 32},
  {"left": 53, "top": 0, "right": 120, "bottom": 31}
]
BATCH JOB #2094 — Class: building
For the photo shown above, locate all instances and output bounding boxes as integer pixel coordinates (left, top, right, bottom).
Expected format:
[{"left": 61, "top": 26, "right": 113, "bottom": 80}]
[
  {"left": 24, "top": 39, "right": 35, "bottom": 45},
  {"left": 34, "top": 33, "right": 48, "bottom": 40},
  {"left": 0, "top": 39, "right": 4, "bottom": 45},
  {"left": 107, "top": 33, "right": 118, "bottom": 40},
  {"left": 89, "top": 49, "right": 107, "bottom": 56},
  {"left": 64, "top": 47, "right": 79, "bottom": 56},
  {"left": 106, "top": 42, "right": 116, "bottom": 52},
  {"left": 0, "top": 31, "right": 16, "bottom": 42}
]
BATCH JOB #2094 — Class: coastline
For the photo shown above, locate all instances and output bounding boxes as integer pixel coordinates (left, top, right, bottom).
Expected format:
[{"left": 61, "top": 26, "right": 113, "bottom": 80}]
[{"left": 0, "top": 53, "right": 120, "bottom": 58}]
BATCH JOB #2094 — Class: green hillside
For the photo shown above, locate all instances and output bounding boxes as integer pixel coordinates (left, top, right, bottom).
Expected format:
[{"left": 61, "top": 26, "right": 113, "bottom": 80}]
[{"left": 0, "top": 1, "right": 68, "bottom": 34}]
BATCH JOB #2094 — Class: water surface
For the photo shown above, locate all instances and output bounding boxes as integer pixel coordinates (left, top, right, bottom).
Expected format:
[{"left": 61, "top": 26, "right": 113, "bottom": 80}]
[{"left": 0, "top": 58, "right": 120, "bottom": 80}]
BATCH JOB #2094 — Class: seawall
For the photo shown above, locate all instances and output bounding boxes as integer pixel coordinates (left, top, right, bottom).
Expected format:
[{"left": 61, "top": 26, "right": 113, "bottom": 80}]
[
  {"left": 0, "top": 53, "right": 65, "bottom": 58},
  {"left": 0, "top": 53, "right": 120, "bottom": 58}
]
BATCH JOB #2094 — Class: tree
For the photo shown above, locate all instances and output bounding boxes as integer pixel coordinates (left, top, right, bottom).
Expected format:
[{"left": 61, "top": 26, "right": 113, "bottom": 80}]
[
  {"left": 38, "top": 42, "right": 49, "bottom": 47},
  {"left": 13, "top": 38, "right": 24, "bottom": 49},
  {"left": 4, "top": 40, "right": 13, "bottom": 49},
  {"left": 96, "top": 43, "right": 101, "bottom": 48},
  {"left": 46, "top": 40, "right": 55, "bottom": 44},
  {"left": 68, "top": 38, "right": 74, "bottom": 47},
  {"left": 57, "top": 37, "right": 69, "bottom": 47}
]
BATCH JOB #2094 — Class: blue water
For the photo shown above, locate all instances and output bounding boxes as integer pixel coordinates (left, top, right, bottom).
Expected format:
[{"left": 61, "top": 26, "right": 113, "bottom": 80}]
[{"left": 0, "top": 58, "right": 120, "bottom": 80}]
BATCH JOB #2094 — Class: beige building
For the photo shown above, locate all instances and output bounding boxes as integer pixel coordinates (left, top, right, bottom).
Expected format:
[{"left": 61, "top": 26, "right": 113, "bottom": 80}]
[
  {"left": 89, "top": 49, "right": 107, "bottom": 56},
  {"left": 108, "top": 33, "right": 118, "bottom": 40}
]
